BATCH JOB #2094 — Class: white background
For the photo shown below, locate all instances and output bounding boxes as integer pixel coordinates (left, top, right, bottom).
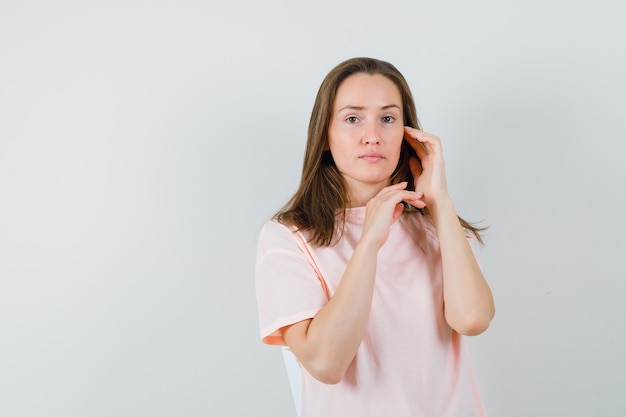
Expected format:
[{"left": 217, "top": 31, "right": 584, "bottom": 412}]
[{"left": 1, "top": 1, "right": 624, "bottom": 416}]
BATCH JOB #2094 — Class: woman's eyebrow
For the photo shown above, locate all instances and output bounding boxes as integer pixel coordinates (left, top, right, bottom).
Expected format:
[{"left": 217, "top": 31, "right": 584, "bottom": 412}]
[{"left": 337, "top": 104, "right": 401, "bottom": 112}]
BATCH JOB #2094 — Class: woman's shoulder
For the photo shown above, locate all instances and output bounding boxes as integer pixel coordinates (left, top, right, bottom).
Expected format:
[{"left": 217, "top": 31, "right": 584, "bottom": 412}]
[
  {"left": 258, "top": 217, "right": 291, "bottom": 239},
  {"left": 257, "top": 217, "right": 309, "bottom": 251},
  {"left": 259, "top": 216, "right": 296, "bottom": 234}
]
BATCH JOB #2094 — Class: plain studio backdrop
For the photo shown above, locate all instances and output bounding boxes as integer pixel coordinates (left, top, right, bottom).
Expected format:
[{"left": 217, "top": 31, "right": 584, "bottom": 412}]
[{"left": 1, "top": 1, "right": 624, "bottom": 416}]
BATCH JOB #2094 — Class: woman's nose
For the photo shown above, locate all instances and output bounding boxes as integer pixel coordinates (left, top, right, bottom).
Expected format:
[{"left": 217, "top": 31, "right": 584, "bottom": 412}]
[{"left": 362, "top": 122, "right": 381, "bottom": 144}]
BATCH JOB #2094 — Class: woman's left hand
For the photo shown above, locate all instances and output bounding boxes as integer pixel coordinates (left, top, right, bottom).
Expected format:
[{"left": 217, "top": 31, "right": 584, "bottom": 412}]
[
  {"left": 404, "top": 128, "right": 494, "bottom": 335},
  {"left": 403, "top": 126, "right": 450, "bottom": 208}
]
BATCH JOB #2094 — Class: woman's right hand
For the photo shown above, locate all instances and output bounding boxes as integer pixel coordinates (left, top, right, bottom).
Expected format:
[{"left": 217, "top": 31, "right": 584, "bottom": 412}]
[{"left": 361, "top": 182, "right": 424, "bottom": 249}]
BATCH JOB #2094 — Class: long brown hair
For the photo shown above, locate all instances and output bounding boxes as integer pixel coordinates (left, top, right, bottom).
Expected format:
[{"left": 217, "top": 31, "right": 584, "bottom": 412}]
[{"left": 276, "top": 57, "right": 485, "bottom": 246}]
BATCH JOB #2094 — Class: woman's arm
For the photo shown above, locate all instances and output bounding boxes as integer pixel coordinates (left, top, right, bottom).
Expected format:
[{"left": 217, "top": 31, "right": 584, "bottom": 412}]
[
  {"left": 404, "top": 127, "right": 495, "bottom": 335},
  {"left": 281, "top": 183, "right": 424, "bottom": 384},
  {"left": 281, "top": 237, "right": 378, "bottom": 384},
  {"left": 429, "top": 197, "right": 495, "bottom": 335}
]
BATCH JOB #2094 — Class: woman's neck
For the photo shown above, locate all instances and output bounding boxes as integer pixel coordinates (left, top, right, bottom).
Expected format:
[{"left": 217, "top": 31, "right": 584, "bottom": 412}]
[{"left": 345, "top": 180, "right": 390, "bottom": 207}]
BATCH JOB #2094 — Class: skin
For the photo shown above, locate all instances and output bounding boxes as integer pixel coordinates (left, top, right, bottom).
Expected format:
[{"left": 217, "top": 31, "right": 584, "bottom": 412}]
[{"left": 281, "top": 73, "right": 495, "bottom": 384}]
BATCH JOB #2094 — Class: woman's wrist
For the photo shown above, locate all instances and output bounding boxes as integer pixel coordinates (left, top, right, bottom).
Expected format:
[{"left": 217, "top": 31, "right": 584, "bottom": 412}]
[{"left": 427, "top": 194, "right": 456, "bottom": 227}]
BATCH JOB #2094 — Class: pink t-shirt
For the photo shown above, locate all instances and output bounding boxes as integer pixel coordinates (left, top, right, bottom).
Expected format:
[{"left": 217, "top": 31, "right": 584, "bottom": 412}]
[{"left": 255, "top": 207, "right": 488, "bottom": 417}]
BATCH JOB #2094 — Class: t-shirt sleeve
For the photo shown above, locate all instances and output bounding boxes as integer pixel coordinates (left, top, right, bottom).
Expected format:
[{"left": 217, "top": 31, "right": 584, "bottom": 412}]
[{"left": 255, "top": 219, "right": 328, "bottom": 346}]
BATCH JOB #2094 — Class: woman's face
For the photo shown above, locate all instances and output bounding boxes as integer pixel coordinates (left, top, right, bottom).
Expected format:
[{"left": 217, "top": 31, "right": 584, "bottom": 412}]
[{"left": 328, "top": 73, "right": 404, "bottom": 205}]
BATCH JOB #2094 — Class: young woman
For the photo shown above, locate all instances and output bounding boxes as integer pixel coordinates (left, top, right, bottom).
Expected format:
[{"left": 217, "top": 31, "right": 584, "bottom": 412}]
[{"left": 255, "top": 57, "right": 495, "bottom": 417}]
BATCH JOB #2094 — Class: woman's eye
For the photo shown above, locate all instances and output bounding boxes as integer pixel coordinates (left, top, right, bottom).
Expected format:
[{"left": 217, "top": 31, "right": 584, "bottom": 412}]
[
  {"left": 346, "top": 116, "right": 359, "bottom": 123},
  {"left": 382, "top": 116, "right": 395, "bottom": 123}
]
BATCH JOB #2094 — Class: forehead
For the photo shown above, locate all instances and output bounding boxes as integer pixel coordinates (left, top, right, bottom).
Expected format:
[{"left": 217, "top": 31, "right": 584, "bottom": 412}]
[{"left": 333, "top": 73, "right": 402, "bottom": 108}]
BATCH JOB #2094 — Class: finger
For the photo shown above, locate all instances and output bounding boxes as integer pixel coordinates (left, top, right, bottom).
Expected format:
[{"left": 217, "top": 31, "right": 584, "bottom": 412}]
[
  {"left": 412, "top": 131, "right": 442, "bottom": 156},
  {"left": 370, "top": 183, "right": 409, "bottom": 205},
  {"left": 405, "top": 198, "right": 426, "bottom": 209},
  {"left": 396, "top": 190, "right": 424, "bottom": 207},
  {"left": 403, "top": 126, "right": 423, "bottom": 144},
  {"left": 376, "top": 188, "right": 422, "bottom": 207},
  {"left": 373, "top": 181, "right": 407, "bottom": 197},
  {"left": 400, "top": 190, "right": 426, "bottom": 209},
  {"left": 392, "top": 202, "right": 404, "bottom": 221},
  {"left": 380, "top": 181, "right": 409, "bottom": 193},
  {"left": 404, "top": 126, "right": 428, "bottom": 159}
]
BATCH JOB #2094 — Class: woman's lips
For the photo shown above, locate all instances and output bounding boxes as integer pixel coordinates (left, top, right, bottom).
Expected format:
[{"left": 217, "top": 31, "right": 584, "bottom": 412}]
[{"left": 359, "top": 153, "right": 384, "bottom": 162}]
